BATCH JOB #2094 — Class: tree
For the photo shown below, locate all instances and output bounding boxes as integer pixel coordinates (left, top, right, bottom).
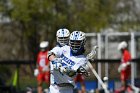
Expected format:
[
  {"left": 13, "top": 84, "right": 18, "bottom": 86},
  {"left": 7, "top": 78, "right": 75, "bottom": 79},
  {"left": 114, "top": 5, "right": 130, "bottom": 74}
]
[{"left": 0, "top": 0, "right": 127, "bottom": 60}]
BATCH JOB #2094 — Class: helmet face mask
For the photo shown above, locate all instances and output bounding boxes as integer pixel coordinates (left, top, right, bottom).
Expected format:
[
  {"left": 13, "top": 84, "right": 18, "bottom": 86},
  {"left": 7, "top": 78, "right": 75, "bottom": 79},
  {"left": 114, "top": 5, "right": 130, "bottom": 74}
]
[
  {"left": 40, "top": 48, "right": 47, "bottom": 51},
  {"left": 56, "top": 28, "right": 70, "bottom": 46},
  {"left": 69, "top": 31, "right": 86, "bottom": 54},
  {"left": 57, "top": 37, "right": 69, "bottom": 46},
  {"left": 70, "top": 40, "right": 85, "bottom": 53}
]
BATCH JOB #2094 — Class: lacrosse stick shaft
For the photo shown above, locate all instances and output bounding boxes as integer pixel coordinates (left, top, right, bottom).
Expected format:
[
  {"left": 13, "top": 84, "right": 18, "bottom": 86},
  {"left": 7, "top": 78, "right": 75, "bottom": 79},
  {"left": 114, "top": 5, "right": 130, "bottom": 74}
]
[
  {"left": 87, "top": 46, "right": 105, "bottom": 86},
  {"left": 87, "top": 46, "right": 109, "bottom": 93},
  {"left": 87, "top": 61, "right": 105, "bottom": 87},
  {"left": 87, "top": 61, "right": 109, "bottom": 93}
]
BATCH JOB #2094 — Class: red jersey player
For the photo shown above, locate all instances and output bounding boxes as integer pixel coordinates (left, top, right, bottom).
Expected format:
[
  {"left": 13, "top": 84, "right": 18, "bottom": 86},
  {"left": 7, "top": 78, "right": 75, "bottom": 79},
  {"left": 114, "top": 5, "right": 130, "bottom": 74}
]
[
  {"left": 115, "top": 41, "right": 132, "bottom": 93},
  {"left": 34, "top": 41, "right": 50, "bottom": 93}
]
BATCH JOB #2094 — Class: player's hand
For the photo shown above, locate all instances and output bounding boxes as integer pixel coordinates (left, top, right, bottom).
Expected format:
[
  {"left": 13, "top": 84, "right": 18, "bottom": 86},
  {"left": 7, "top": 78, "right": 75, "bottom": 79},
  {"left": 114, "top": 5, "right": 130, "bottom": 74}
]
[
  {"left": 121, "top": 63, "right": 127, "bottom": 68},
  {"left": 59, "top": 66, "right": 68, "bottom": 73},
  {"left": 34, "top": 69, "right": 39, "bottom": 76},
  {"left": 118, "top": 63, "right": 127, "bottom": 72},
  {"left": 59, "top": 66, "right": 76, "bottom": 77},
  {"left": 77, "top": 66, "right": 90, "bottom": 77}
]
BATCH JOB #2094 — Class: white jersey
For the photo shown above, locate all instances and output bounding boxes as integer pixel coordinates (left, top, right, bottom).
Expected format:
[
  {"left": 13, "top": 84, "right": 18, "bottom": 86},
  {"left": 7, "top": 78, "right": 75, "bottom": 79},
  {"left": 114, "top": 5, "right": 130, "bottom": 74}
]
[{"left": 50, "top": 45, "right": 87, "bottom": 86}]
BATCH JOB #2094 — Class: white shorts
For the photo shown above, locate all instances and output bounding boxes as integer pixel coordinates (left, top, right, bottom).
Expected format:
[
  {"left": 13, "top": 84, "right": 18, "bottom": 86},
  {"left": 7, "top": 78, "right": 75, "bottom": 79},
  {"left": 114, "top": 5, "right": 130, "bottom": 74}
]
[{"left": 49, "top": 84, "right": 74, "bottom": 93}]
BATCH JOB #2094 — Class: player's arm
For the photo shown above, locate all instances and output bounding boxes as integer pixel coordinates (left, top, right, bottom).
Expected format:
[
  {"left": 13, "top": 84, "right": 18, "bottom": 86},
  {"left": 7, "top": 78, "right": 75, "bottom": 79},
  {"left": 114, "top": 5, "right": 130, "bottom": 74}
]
[
  {"left": 47, "top": 46, "right": 62, "bottom": 61},
  {"left": 118, "top": 51, "right": 131, "bottom": 72},
  {"left": 48, "top": 52, "right": 56, "bottom": 61},
  {"left": 34, "top": 64, "right": 39, "bottom": 76},
  {"left": 118, "top": 61, "right": 131, "bottom": 72},
  {"left": 34, "top": 55, "right": 40, "bottom": 76},
  {"left": 47, "top": 47, "right": 64, "bottom": 71}
]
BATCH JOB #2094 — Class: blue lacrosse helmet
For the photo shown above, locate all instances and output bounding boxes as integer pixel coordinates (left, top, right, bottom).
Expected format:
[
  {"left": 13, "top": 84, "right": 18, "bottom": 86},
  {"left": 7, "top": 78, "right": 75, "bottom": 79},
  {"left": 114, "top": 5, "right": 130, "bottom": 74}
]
[
  {"left": 56, "top": 28, "right": 70, "bottom": 47},
  {"left": 69, "top": 31, "right": 86, "bottom": 55}
]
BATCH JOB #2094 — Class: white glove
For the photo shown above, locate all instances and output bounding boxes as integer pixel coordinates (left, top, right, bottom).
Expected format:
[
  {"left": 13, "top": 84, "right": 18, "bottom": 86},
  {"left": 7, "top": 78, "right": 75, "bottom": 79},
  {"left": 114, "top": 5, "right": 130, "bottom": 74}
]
[
  {"left": 34, "top": 69, "right": 39, "bottom": 76},
  {"left": 59, "top": 66, "right": 76, "bottom": 77},
  {"left": 59, "top": 66, "right": 68, "bottom": 73},
  {"left": 42, "top": 66, "right": 49, "bottom": 72},
  {"left": 118, "top": 63, "right": 127, "bottom": 72}
]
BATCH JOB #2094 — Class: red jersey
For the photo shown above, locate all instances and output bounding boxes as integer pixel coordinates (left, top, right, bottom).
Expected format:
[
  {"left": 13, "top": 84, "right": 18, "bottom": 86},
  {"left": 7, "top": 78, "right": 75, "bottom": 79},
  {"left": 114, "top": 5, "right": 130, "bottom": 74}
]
[
  {"left": 37, "top": 50, "right": 49, "bottom": 72},
  {"left": 74, "top": 74, "right": 85, "bottom": 83},
  {"left": 121, "top": 49, "right": 131, "bottom": 64},
  {"left": 121, "top": 49, "right": 131, "bottom": 80},
  {"left": 37, "top": 50, "right": 50, "bottom": 83}
]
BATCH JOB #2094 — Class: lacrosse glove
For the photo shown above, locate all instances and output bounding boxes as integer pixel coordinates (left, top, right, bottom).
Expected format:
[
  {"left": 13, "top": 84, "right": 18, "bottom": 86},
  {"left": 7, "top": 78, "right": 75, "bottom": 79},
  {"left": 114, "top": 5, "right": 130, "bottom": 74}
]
[{"left": 77, "top": 66, "right": 90, "bottom": 77}]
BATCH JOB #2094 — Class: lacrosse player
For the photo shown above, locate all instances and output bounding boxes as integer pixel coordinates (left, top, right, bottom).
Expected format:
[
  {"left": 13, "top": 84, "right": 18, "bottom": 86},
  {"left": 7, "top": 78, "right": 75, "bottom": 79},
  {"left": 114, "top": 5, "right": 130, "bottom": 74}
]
[
  {"left": 115, "top": 41, "right": 133, "bottom": 93},
  {"left": 34, "top": 41, "right": 50, "bottom": 93},
  {"left": 53, "top": 28, "right": 86, "bottom": 93},
  {"left": 48, "top": 31, "right": 88, "bottom": 93}
]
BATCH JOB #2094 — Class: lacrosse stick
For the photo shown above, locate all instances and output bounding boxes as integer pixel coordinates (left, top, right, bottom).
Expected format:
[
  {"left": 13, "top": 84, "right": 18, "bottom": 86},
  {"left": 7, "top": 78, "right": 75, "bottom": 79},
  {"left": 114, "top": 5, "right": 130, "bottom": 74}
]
[{"left": 87, "top": 46, "right": 109, "bottom": 93}]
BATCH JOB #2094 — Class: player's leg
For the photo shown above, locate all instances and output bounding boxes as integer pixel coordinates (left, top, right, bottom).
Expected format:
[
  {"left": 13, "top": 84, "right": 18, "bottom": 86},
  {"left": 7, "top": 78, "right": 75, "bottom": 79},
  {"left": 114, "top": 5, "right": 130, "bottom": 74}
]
[
  {"left": 38, "top": 80, "right": 43, "bottom": 93},
  {"left": 49, "top": 84, "right": 60, "bottom": 93},
  {"left": 126, "top": 70, "right": 134, "bottom": 93},
  {"left": 45, "top": 72, "right": 50, "bottom": 86},
  {"left": 49, "top": 84, "right": 74, "bottom": 93},
  {"left": 37, "top": 74, "right": 43, "bottom": 93},
  {"left": 44, "top": 72, "right": 50, "bottom": 93},
  {"left": 80, "top": 82, "right": 86, "bottom": 93},
  {"left": 121, "top": 72, "right": 128, "bottom": 91},
  {"left": 114, "top": 74, "right": 126, "bottom": 93},
  {"left": 59, "top": 86, "right": 74, "bottom": 93}
]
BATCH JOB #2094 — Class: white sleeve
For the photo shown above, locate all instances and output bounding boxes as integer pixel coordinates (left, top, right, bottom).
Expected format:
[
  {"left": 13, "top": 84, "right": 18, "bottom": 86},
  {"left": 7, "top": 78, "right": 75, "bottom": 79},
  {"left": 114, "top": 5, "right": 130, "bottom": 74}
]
[{"left": 50, "top": 46, "right": 63, "bottom": 57}]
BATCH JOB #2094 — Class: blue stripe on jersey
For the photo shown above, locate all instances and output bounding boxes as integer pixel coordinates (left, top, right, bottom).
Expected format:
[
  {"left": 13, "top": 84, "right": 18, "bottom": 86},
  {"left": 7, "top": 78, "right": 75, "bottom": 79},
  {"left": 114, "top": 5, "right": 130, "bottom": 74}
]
[
  {"left": 61, "top": 62, "right": 67, "bottom": 66},
  {"left": 70, "top": 49, "right": 73, "bottom": 56},
  {"left": 61, "top": 54, "right": 75, "bottom": 66}
]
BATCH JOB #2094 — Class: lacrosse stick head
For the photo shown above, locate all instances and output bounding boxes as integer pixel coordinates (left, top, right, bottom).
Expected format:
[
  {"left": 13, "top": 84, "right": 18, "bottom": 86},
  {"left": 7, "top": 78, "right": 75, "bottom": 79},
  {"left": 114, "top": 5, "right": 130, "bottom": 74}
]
[
  {"left": 93, "top": 46, "right": 98, "bottom": 50},
  {"left": 87, "top": 46, "right": 98, "bottom": 60}
]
